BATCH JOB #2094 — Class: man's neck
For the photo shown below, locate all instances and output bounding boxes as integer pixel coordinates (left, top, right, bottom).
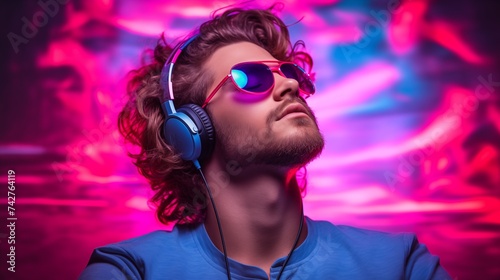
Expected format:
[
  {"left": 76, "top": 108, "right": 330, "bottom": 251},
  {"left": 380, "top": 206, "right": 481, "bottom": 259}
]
[{"left": 202, "top": 163, "right": 307, "bottom": 275}]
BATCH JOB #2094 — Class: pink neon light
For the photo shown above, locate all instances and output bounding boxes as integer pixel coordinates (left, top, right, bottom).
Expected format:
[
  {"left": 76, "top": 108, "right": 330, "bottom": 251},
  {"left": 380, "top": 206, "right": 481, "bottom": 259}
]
[
  {"left": 387, "top": 1, "right": 428, "bottom": 55},
  {"left": 437, "top": 157, "right": 449, "bottom": 170},
  {"left": 423, "top": 21, "right": 486, "bottom": 64},
  {"left": 309, "top": 62, "right": 400, "bottom": 118},
  {"left": 117, "top": 19, "right": 172, "bottom": 36},
  {"left": 15, "top": 198, "right": 109, "bottom": 207},
  {"left": 428, "top": 178, "right": 451, "bottom": 190}
]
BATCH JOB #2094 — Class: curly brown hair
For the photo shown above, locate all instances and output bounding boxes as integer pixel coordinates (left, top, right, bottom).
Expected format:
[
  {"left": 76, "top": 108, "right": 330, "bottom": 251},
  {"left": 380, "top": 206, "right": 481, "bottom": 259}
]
[{"left": 118, "top": 5, "right": 314, "bottom": 226}]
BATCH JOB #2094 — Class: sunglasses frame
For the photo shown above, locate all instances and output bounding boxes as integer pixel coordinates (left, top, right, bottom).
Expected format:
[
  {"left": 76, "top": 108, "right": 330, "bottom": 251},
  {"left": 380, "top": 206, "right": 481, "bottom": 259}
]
[{"left": 201, "top": 60, "right": 315, "bottom": 108}]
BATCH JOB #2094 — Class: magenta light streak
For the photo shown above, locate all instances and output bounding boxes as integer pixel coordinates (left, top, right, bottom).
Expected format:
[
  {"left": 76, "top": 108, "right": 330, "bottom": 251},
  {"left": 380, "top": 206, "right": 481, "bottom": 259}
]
[
  {"left": 310, "top": 62, "right": 400, "bottom": 118},
  {"left": 310, "top": 84, "right": 479, "bottom": 170},
  {"left": 423, "top": 21, "right": 486, "bottom": 64},
  {"left": 117, "top": 19, "right": 174, "bottom": 36},
  {"left": 9, "top": 198, "right": 110, "bottom": 207},
  {"left": 310, "top": 115, "right": 459, "bottom": 169},
  {"left": 387, "top": 0, "right": 427, "bottom": 55}
]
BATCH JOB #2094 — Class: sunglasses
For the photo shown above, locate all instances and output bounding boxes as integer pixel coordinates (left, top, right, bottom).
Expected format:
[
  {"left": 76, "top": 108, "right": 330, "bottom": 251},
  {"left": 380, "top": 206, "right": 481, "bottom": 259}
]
[{"left": 201, "top": 60, "right": 315, "bottom": 108}]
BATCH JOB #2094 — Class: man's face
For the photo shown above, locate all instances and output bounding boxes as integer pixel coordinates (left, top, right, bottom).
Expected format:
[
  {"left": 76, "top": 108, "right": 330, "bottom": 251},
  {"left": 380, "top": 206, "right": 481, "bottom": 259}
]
[{"left": 203, "top": 42, "right": 324, "bottom": 169}]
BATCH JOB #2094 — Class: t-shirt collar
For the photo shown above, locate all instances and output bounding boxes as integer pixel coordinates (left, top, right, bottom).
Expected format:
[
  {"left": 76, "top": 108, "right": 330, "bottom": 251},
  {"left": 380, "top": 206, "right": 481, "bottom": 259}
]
[{"left": 191, "top": 216, "right": 318, "bottom": 279}]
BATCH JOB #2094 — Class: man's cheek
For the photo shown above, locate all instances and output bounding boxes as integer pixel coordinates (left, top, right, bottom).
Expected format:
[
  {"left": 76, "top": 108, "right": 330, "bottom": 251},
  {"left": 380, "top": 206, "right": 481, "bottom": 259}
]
[{"left": 232, "top": 93, "right": 268, "bottom": 103}]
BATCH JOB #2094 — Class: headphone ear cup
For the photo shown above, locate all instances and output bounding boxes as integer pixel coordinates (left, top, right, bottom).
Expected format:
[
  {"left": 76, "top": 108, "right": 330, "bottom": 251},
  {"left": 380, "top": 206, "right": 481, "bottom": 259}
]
[
  {"left": 162, "top": 110, "right": 202, "bottom": 162},
  {"left": 177, "top": 104, "right": 215, "bottom": 162}
]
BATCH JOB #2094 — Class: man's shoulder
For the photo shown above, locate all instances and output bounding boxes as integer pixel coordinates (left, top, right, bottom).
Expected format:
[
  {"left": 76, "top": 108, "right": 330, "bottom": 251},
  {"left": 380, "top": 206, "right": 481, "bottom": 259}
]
[
  {"left": 106, "top": 230, "right": 174, "bottom": 250},
  {"left": 306, "top": 219, "right": 452, "bottom": 278},
  {"left": 91, "top": 224, "right": 197, "bottom": 262},
  {"left": 82, "top": 225, "right": 202, "bottom": 279},
  {"left": 309, "top": 218, "right": 415, "bottom": 252}
]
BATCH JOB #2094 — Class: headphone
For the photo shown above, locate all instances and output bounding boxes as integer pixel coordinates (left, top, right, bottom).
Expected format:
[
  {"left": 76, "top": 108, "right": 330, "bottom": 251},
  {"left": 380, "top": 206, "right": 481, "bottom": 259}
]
[{"left": 159, "top": 35, "right": 215, "bottom": 166}]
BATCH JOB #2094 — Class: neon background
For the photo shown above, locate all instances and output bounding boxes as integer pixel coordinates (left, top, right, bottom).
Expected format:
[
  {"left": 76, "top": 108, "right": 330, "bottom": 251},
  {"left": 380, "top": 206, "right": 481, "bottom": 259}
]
[{"left": 1, "top": 0, "right": 499, "bottom": 279}]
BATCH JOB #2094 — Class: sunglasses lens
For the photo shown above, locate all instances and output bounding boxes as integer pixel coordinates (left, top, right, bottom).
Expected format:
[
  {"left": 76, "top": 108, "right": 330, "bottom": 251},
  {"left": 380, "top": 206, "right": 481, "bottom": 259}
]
[
  {"left": 280, "top": 63, "right": 315, "bottom": 95},
  {"left": 231, "top": 63, "right": 274, "bottom": 93}
]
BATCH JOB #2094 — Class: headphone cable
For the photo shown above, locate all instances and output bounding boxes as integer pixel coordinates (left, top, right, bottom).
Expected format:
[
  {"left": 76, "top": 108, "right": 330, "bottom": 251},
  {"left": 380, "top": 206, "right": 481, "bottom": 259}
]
[
  {"left": 276, "top": 204, "right": 304, "bottom": 280},
  {"left": 195, "top": 163, "right": 232, "bottom": 280}
]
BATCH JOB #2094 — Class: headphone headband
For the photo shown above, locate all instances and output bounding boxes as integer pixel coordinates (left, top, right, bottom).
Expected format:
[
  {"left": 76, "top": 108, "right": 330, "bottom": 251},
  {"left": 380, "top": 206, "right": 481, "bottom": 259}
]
[{"left": 160, "top": 35, "right": 199, "bottom": 102}]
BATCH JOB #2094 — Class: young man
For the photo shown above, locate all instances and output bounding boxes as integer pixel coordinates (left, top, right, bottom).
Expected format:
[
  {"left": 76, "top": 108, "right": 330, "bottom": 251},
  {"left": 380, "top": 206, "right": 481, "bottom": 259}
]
[{"left": 80, "top": 6, "right": 451, "bottom": 280}]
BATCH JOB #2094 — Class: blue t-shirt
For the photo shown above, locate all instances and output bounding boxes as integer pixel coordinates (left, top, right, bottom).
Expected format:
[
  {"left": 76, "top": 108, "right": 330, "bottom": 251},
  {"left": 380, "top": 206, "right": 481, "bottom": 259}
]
[{"left": 79, "top": 217, "right": 451, "bottom": 279}]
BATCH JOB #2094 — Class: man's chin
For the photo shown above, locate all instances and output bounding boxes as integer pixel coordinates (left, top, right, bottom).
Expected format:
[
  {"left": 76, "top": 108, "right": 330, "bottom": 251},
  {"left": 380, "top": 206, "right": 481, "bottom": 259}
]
[{"left": 252, "top": 133, "right": 325, "bottom": 167}]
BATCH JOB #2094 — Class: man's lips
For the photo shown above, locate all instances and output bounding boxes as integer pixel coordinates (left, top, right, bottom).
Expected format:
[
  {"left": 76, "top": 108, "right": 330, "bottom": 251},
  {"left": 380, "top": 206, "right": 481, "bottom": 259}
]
[{"left": 277, "top": 103, "right": 310, "bottom": 120}]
